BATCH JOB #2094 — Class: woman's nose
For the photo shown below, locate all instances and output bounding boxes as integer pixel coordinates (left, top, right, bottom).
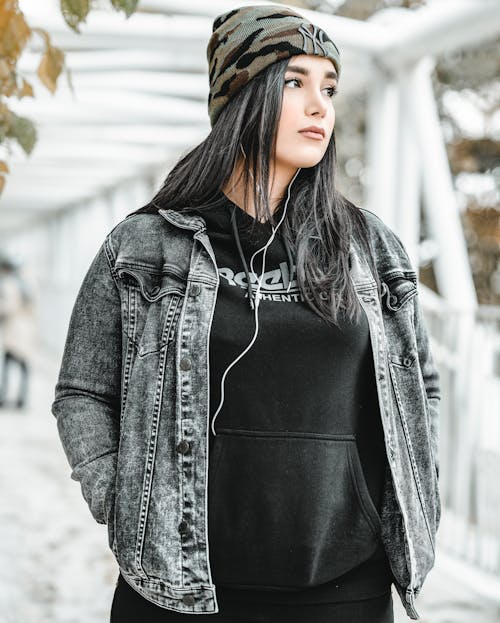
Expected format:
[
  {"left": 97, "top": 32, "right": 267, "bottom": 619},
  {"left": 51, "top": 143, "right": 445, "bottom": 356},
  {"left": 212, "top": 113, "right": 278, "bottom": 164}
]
[{"left": 306, "top": 90, "right": 328, "bottom": 116}]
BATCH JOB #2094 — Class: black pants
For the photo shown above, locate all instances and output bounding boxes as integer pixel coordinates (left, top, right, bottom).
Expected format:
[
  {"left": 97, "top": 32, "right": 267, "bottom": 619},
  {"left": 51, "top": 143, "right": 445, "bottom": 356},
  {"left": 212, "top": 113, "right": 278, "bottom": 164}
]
[{"left": 110, "top": 573, "right": 394, "bottom": 623}]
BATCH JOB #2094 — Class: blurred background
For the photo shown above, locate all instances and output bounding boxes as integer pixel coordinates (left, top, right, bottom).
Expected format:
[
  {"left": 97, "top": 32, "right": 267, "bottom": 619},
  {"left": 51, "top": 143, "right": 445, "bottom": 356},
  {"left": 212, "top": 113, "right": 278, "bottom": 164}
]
[{"left": 0, "top": 0, "right": 499, "bottom": 621}]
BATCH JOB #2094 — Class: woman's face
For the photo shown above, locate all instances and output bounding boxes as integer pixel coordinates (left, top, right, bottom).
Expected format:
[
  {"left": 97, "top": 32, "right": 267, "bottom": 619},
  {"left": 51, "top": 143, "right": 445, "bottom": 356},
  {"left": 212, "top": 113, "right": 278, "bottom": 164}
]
[{"left": 274, "top": 54, "right": 337, "bottom": 172}]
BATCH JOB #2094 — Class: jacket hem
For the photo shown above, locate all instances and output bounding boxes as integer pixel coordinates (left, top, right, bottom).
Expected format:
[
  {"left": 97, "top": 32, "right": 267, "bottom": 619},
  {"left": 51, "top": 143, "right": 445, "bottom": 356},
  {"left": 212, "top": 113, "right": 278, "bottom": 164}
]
[
  {"left": 120, "top": 569, "right": 219, "bottom": 614},
  {"left": 394, "top": 581, "right": 420, "bottom": 619}
]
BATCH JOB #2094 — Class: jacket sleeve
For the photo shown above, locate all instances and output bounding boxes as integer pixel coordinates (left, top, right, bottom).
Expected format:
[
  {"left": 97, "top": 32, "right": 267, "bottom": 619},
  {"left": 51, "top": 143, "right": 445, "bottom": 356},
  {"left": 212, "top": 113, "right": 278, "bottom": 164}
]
[
  {"left": 51, "top": 235, "right": 121, "bottom": 525},
  {"left": 390, "top": 230, "right": 441, "bottom": 480},
  {"left": 413, "top": 290, "right": 441, "bottom": 480}
]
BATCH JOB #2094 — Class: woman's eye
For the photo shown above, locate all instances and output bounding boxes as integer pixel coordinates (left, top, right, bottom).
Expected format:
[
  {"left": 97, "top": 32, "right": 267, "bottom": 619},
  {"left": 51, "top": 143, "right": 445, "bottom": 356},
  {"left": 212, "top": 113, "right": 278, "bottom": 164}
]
[{"left": 284, "top": 78, "right": 338, "bottom": 98}]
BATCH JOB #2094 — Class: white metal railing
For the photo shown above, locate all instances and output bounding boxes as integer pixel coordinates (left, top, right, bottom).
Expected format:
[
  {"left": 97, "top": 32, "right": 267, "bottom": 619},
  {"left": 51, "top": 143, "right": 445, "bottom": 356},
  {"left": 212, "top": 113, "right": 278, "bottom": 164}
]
[{"left": 419, "top": 283, "right": 500, "bottom": 579}]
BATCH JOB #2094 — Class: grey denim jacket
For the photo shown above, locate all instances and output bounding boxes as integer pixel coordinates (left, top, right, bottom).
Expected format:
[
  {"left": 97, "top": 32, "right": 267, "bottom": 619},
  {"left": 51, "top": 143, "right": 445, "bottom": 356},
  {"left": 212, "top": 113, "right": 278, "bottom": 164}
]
[{"left": 51, "top": 206, "right": 441, "bottom": 619}]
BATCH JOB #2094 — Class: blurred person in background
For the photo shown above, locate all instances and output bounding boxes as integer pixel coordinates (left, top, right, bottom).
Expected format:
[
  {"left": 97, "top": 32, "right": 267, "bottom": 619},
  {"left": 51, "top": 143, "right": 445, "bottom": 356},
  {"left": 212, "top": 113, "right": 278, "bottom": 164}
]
[
  {"left": 0, "top": 254, "right": 34, "bottom": 410},
  {"left": 52, "top": 5, "right": 441, "bottom": 623}
]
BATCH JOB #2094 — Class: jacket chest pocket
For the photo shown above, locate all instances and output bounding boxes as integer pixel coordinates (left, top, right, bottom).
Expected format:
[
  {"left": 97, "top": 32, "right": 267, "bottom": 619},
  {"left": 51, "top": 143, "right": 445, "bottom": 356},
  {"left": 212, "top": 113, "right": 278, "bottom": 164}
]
[
  {"left": 380, "top": 271, "right": 418, "bottom": 366},
  {"left": 381, "top": 271, "right": 417, "bottom": 313},
  {"left": 117, "top": 265, "right": 186, "bottom": 357}
]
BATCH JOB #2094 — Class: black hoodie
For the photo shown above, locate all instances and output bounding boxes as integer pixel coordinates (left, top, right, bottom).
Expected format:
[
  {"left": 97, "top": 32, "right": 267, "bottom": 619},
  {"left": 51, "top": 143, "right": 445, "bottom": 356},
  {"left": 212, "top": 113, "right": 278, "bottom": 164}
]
[{"left": 191, "top": 189, "right": 394, "bottom": 604}]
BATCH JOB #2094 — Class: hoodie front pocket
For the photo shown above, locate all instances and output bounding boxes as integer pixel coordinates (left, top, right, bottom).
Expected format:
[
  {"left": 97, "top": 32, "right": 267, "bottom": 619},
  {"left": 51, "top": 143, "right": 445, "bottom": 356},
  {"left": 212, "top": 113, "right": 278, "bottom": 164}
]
[{"left": 208, "top": 429, "right": 382, "bottom": 590}]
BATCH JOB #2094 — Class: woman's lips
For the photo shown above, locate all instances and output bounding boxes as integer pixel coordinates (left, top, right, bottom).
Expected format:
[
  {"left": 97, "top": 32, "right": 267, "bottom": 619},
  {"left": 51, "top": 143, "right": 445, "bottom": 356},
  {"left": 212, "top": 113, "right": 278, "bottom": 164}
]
[{"left": 299, "top": 130, "right": 324, "bottom": 141}]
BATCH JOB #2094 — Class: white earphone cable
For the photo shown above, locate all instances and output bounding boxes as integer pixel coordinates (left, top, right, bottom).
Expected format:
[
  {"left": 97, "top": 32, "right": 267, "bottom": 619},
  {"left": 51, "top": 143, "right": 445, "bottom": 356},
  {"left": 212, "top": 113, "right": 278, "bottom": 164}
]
[{"left": 210, "top": 168, "right": 301, "bottom": 437}]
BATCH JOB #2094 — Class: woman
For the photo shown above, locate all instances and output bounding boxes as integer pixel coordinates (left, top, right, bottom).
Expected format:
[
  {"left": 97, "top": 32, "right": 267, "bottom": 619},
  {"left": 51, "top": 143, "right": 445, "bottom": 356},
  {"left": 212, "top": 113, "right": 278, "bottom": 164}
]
[{"left": 52, "top": 5, "right": 441, "bottom": 623}]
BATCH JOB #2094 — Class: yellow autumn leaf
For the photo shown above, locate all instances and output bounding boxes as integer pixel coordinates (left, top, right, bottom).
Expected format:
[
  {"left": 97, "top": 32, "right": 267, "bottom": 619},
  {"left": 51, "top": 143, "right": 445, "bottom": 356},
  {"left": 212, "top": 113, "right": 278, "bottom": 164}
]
[
  {"left": 0, "top": 58, "right": 10, "bottom": 80},
  {"left": 0, "top": 160, "right": 9, "bottom": 173},
  {"left": 19, "top": 77, "right": 34, "bottom": 98},
  {"left": 37, "top": 45, "right": 65, "bottom": 94},
  {"left": 0, "top": 174, "right": 5, "bottom": 193},
  {"left": 0, "top": 97, "right": 13, "bottom": 142},
  {"left": 2, "top": 72, "right": 17, "bottom": 97},
  {"left": 0, "top": 100, "right": 10, "bottom": 118},
  {"left": 0, "top": 0, "right": 15, "bottom": 30},
  {"left": 32, "top": 27, "right": 68, "bottom": 95},
  {"left": 0, "top": 7, "right": 31, "bottom": 61}
]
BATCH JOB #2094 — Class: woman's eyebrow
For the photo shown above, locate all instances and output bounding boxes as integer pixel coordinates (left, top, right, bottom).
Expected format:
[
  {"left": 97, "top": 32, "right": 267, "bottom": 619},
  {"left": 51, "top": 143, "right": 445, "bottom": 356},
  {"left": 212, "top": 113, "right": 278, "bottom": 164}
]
[{"left": 286, "top": 64, "right": 338, "bottom": 80}]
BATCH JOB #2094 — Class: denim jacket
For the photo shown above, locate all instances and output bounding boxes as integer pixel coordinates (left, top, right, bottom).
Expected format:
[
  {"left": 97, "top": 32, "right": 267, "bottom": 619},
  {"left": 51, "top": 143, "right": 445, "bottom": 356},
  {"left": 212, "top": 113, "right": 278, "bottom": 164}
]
[{"left": 51, "top": 206, "right": 441, "bottom": 619}]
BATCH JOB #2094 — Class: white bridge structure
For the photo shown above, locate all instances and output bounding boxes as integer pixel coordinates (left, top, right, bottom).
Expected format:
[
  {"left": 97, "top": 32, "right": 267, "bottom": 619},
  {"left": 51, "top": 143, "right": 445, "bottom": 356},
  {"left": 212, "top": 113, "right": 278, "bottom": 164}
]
[{"left": 2, "top": 0, "right": 500, "bottom": 603}]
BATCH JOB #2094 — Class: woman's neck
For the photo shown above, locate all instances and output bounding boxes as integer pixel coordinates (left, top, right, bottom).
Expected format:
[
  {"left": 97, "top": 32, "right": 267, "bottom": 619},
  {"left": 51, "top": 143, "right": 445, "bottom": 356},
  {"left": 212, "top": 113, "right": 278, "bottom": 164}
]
[{"left": 221, "top": 158, "right": 297, "bottom": 222}]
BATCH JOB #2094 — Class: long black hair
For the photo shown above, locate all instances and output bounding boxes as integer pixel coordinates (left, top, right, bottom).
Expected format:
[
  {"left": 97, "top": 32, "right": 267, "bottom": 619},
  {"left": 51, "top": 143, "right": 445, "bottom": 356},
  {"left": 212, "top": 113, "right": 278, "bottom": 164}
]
[{"left": 128, "top": 57, "right": 381, "bottom": 328}]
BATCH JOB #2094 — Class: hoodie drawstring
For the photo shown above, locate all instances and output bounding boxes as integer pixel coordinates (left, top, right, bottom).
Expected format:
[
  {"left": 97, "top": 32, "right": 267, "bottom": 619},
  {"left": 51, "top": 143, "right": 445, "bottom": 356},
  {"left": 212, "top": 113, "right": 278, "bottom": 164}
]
[
  {"left": 230, "top": 205, "right": 255, "bottom": 310},
  {"left": 230, "top": 205, "right": 294, "bottom": 310}
]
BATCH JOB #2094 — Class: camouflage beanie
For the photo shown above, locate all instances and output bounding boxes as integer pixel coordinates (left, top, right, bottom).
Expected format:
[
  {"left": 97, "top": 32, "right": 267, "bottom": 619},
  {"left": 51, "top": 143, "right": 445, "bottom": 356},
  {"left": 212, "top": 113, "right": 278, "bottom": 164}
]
[{"left": 207, "top": 5, "right": 341, "bottom": 127}]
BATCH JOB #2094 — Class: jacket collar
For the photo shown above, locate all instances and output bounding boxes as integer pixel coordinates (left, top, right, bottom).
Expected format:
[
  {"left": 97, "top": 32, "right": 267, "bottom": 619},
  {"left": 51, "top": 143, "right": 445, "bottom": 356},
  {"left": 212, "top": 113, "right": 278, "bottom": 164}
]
[
  {"left": 158, "top": 208, "right": 377, "bottom": 291},
  {"left": 159, "top": 208, "right": 205, "bottom": 232}
]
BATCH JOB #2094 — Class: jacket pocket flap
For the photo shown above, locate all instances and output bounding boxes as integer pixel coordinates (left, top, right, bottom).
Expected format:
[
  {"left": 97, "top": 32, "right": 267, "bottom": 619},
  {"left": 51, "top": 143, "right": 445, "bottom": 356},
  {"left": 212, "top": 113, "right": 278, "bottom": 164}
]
[
  {"left": 381, "top": 273, "right": 417, "bottom": 312},
  {"left": 116, "top": 266, "right": 187, "bottom": 302}
]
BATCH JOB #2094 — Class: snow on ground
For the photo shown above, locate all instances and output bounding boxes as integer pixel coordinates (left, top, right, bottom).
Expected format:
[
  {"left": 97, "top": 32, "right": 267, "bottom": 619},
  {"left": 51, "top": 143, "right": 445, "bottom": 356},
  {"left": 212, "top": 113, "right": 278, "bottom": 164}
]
[
  {"left": 0, "top": 353, "right": 117, "bottom": 623},
  {"left": 1, "top": 350, "right": 499, "bottom": 622}
]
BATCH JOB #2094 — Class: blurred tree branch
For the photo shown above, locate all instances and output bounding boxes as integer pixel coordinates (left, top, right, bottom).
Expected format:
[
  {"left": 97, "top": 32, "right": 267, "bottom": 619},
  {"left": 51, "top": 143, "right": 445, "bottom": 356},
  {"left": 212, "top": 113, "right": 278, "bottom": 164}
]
[{"left": 0, "top": 0, "right": 139, "bottom": 194}]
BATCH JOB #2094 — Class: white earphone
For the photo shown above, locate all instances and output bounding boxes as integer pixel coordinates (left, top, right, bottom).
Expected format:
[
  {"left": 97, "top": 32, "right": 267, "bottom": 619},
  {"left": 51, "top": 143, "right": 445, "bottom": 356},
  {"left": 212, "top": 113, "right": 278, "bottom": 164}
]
[{"left": 210, "top": 167, "right": 301, "bottom": 437}]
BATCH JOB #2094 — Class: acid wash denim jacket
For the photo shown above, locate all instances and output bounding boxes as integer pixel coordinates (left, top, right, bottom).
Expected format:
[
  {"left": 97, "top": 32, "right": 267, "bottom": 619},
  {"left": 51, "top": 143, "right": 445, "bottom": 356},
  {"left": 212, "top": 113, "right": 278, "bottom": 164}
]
[{"left": 51, "top": 205, "right": 441, "bottom": 619}]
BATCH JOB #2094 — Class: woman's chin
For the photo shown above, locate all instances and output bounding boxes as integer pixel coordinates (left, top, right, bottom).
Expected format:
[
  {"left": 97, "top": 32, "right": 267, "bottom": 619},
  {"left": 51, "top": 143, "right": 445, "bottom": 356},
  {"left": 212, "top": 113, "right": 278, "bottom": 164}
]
[
  {"left": 277, "top": 153, "right": 326, "bottom": 171},
  {"left": 294, "top": 155, "right": 326, "bottom": 169}
]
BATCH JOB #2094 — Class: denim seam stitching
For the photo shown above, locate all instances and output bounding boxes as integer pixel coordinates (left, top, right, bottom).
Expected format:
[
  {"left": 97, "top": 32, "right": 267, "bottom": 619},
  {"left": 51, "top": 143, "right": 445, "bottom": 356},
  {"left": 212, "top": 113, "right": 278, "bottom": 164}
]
[
  {"left": 73, "top": 448, "right": 117, "bottom": 474},
  {"left": 389, "top": 363, "right": 436, "bottom": 554}
]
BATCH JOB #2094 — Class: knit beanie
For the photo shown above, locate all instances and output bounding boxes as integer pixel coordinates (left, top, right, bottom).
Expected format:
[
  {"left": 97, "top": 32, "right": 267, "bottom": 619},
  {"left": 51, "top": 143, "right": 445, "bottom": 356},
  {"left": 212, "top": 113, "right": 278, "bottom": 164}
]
[{"left": 207, "top": 5, "right": 341, "bottom": 127}]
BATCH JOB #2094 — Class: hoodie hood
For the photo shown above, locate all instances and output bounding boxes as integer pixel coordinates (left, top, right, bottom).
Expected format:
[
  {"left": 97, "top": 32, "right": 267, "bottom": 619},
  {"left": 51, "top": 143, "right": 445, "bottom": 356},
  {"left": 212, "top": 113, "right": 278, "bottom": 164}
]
[{"left": 190, "top": 189, "right": 295, "bottom": 311}]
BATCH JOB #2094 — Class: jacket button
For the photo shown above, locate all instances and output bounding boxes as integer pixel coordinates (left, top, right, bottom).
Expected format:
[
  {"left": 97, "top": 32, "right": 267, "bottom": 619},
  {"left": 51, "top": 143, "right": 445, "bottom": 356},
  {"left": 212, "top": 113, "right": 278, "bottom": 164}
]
[
  {"left": 403, "top": 357, "right": 412, "bottom": 367},
  {"left": 180, "top": 357, "right": 191, "bottom": 371},
  {"left": 178, "top": 520, "right": 189, "bottom": 535},
  {"left": 150, "top": 285, "right": 160, "bottom": 296},
  {"left": 182, "top": 593, "right": 195, "bottom": 606},
  {"left": 176, "top": 440, "right": 191, "bottom": 454},
  {"left": 190, "top": 283, "right": 201, "bottom": 297}
]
